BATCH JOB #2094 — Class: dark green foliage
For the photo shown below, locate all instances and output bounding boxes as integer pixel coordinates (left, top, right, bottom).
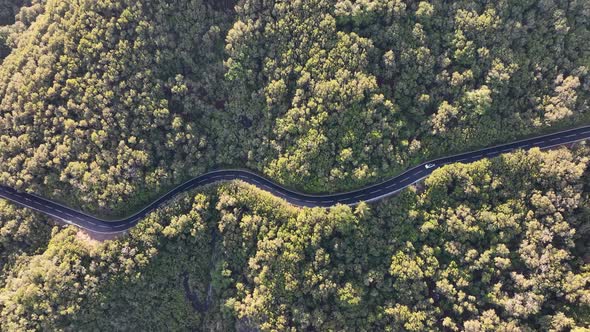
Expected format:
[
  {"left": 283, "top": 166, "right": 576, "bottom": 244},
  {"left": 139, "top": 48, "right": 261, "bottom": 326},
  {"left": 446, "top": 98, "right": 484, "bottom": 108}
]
[
  {"left": 0, "top": 0, "right": 232, "bottom": 215},
  {"left": 0, "top": 0, "right": 39, "bottom": 60},
  {"left": 0, "top": 192, "right": 220, "bottom": 331},
  {"left": 0, "top": 1, "right": 589, "bottom": 330},
  {"left": 1, "top": 147, "right": 589, "bottom": 330},
  {"left": 1, "top": 0, "right": 589, "bottom": 218},
  {"left": 0, "top": 199, "right": 51, "bottom": 286},
  {"left": 224, "top": 0, "right": 590, "bottom": 191},
  {"left": 211, "top": 147, "right": 590, "bottom": 331},
  {"left": 0, "top": 0, "right": 26, "bottom": 26}
]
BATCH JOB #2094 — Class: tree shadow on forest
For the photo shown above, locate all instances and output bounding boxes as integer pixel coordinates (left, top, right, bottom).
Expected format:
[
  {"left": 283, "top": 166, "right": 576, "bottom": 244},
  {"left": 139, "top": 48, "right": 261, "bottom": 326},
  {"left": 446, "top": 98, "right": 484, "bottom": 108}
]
[{"left": 205, "top": 0, "right": 237, "bottom": 12}]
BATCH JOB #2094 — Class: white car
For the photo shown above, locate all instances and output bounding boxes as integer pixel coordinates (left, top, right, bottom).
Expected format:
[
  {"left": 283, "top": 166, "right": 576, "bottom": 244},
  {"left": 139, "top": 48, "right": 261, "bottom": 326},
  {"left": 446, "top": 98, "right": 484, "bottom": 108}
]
[{"left": 425, "top": 163, "right": 436, "bottom": 169}]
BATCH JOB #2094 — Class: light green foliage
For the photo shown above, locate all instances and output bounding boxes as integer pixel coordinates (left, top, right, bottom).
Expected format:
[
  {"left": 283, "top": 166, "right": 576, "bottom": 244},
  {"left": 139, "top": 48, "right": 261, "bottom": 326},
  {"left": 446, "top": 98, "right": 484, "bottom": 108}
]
[
  {"left": 0, "top": 199, "right": 51, "bottom": 285},
  {"left": 1, "top": 148, "right": 589, "bottom": 330},
  {"left": 1, "top": 0, "right": 590, "bottom": 216},
  {"left": 0, "top": 0, "right": 231, "bottom": 215},
  {"left": 0, "top": 192, "right": 218, "bottom": 331},
  {"left": 0, "top": 1, "right": 589, "bottom": 330}
]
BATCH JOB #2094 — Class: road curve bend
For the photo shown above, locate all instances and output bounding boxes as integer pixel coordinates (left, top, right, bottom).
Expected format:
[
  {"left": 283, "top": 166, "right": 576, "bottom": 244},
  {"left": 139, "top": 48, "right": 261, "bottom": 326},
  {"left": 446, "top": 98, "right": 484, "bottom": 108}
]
[{"left": 1, "top": 125, "right": 590, "bottom": 234}]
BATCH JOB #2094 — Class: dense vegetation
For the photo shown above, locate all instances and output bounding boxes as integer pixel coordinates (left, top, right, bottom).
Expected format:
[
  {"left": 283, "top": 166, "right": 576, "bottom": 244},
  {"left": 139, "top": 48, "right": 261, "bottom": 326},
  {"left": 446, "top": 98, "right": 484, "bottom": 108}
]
[
  {"left": 0, "top": 147, "right": 589, "bottom": 330},
  {"left": 0, "top": 198, "right": 50, "bottom": 284},
  {"left": 1, "top": 1, "right": 589, "bottom": 330},
  {"left": 0, "top": 0, "right": 589, "bottom": 216}
]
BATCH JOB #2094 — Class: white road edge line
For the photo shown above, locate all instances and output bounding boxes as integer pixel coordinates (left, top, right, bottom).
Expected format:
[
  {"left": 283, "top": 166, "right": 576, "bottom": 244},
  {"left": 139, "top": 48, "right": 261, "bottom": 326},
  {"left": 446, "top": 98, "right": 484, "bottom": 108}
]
[{"left": 1, "top": 128, "right": 589, "bottom": 233}]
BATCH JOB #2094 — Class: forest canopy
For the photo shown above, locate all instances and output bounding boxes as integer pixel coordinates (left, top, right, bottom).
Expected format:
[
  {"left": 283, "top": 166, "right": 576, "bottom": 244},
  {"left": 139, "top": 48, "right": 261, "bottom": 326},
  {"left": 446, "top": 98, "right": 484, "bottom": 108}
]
[
  {"left": 0, "top": 0, "right": 588, "bottom": 216},
  {"left": 0, "top": 147, "right": 589, "bottom": 330},
  {"left": 0, "top": 1, "right": 589, "bottom": 331}
]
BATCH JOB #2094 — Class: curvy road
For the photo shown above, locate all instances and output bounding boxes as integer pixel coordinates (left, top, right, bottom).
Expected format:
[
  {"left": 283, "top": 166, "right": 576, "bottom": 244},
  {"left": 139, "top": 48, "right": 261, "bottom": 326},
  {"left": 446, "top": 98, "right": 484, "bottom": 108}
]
[{"left": 1, "top": 125, "right": 590, "bottom": 234}]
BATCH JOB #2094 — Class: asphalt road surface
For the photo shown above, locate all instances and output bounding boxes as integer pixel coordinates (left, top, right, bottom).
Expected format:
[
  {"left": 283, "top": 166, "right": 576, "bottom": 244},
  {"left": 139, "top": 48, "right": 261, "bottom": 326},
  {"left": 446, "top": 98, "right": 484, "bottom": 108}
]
[{"left": 1, "top": 125, "right": 590, "bottom": 234}]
